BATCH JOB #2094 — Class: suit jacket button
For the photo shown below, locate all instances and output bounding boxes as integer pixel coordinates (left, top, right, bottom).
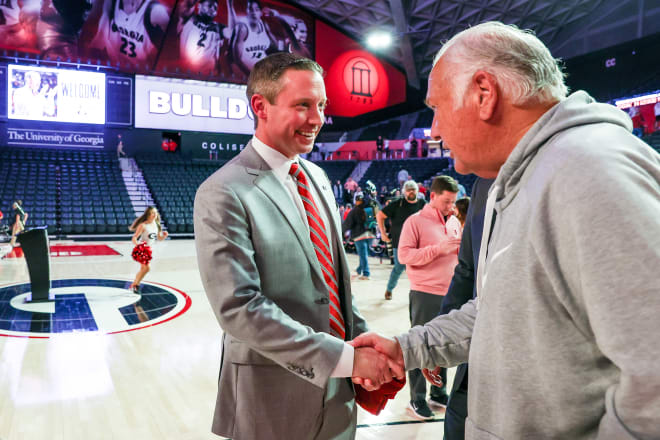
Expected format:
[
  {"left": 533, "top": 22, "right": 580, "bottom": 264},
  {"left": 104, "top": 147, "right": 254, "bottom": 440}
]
[{"left": 315, "top": 298, "right": 329, "bottom": 304}]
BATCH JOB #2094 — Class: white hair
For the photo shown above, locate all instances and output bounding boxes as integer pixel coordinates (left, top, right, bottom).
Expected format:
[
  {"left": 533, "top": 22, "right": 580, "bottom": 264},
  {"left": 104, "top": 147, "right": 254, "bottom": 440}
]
[
  {"left": 402, "top": 180, "right": 418, "bottom": 191},
  {"left": 432, "top": 22, "right": 568, "bottom": 106}
]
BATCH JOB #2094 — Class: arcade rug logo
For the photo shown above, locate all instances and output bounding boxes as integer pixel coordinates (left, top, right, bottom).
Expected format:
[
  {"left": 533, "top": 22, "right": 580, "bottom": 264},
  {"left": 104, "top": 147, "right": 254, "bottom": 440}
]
[{"left": 0, "top": 279, "right": 191, "bottom": 338}]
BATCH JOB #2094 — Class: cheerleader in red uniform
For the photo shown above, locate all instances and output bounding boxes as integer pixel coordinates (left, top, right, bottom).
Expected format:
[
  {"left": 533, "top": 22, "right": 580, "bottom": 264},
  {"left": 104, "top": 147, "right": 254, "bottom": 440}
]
[{"left": 129, "top": 206, "right": 168, "bottom": 293}]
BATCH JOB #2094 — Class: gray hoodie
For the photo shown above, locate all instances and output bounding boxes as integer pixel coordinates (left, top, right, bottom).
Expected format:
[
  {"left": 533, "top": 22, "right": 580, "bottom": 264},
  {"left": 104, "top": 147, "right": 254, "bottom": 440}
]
[{"left": 397, "top": 91, "right": 660, "bottom": 439}]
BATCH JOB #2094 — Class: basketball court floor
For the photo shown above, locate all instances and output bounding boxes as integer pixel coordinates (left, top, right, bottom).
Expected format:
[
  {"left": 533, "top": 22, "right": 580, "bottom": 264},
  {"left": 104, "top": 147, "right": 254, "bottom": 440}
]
[{"left": 0, "top": 239, "right": 453, "bottom": 439}]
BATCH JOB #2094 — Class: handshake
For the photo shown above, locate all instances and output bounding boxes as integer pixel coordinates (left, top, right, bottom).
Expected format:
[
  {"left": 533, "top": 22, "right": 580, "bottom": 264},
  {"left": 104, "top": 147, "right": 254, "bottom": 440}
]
[
  {"left": 348, "top": 332, "right": 405, "bottom": 391},
  {"left": 349, "top": 332, "right": 445, "bottom": 391}
]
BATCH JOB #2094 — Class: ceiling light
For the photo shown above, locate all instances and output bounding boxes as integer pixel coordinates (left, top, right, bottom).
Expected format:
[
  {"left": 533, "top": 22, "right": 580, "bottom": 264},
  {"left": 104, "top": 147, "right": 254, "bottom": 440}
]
[{"left": 366, "top": 32, "right": 392, "bottom": 49}]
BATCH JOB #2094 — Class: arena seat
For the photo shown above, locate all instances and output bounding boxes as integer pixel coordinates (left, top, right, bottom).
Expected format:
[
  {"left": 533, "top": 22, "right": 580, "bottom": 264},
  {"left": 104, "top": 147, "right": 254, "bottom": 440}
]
[
  {"left": 311, "top": 160, "right": 357, "bottom": 188},
  {"left": 359, "top": 158, "right": 449, "bottom": 192},
  {"left": 0, "top": 147, "right": 132, "bottom": 236},
  {"left": 134, "top": 154, "right": 226, "bottom": 235}
]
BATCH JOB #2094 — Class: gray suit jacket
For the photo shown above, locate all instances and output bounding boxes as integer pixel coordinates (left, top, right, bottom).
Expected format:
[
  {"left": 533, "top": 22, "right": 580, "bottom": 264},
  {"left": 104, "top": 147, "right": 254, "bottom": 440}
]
[{"left": 194, "top": 143, "right": 368, "bottom": 439}]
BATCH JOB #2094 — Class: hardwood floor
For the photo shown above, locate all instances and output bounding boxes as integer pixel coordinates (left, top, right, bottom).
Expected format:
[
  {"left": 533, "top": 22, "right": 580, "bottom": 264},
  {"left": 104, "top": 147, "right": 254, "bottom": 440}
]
[{"left": 0, "top": 239, "right": 450, "bottom": 440}]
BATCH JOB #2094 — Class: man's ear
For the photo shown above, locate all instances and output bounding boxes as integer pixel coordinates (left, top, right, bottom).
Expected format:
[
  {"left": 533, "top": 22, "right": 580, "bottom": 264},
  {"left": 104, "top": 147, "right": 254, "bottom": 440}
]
[
  {"left": 251, "top": 94, "right": 268, "bottom": 122},
  {"left": 473, "top": 71, "right": 498, "bottom": 121}
]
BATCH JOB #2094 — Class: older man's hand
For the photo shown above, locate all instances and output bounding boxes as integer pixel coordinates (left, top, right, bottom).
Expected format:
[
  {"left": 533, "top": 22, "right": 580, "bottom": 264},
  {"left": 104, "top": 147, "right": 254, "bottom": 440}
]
[
  {"left": 352, "top": 347, "right": 395, "bottom": 391},
  {"left": 422, "top": 367, "right": 444, "bottom": 387},
  {"left": 350, "top": 332, "right": 405, "bottom": 390}
]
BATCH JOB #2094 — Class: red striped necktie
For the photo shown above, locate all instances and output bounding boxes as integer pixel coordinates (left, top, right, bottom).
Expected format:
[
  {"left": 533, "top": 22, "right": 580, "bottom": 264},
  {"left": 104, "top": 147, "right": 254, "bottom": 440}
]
[{"left": 289, "top": 163, "right": 346, "bottom": 340}]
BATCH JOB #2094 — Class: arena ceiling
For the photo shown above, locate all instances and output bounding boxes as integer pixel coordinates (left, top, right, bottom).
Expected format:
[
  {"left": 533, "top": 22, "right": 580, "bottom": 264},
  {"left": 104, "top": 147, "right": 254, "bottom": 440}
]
[{"left": 291, "top": 0, "right": 660, "bottom": 88}]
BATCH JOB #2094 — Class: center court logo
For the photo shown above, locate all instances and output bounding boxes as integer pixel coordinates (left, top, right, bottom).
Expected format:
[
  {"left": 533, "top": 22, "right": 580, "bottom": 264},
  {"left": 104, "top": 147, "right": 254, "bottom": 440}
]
[{"left": 0, "top": 279, "right": 191, "bottom": 338}]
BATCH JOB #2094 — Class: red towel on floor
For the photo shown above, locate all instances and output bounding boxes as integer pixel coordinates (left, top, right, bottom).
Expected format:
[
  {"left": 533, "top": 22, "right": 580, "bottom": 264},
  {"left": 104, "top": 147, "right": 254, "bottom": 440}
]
[{"left": 354, "top": 377, "right": 406, "bottom": 415}]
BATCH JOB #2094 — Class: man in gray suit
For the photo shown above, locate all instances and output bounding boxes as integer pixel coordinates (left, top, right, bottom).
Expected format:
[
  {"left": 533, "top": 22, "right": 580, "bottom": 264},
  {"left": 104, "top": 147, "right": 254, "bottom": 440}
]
[{"left": 194, "top": 53, "right": 402, "bottom": 439}]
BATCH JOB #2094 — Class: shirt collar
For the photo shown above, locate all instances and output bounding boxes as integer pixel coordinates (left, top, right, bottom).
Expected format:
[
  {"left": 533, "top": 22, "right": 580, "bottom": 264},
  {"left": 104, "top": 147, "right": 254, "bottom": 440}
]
[{"left": 251, "top": 136, "right": 297, "bottom": 183}]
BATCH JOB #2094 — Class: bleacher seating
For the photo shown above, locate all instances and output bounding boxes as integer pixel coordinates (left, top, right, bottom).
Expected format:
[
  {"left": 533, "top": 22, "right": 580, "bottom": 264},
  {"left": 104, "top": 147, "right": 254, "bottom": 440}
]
[
  {"left": 359, "top": 158, "right": 449, "bottom": 191},
  {"left": 135, "top": 154, "right": 225, "bottom": 234},
  {"left": 312, "top": 160, "right": 356, "bottom": 186},
  {"left": 0, "top": 147, "right": 131, "bottom": 236}
]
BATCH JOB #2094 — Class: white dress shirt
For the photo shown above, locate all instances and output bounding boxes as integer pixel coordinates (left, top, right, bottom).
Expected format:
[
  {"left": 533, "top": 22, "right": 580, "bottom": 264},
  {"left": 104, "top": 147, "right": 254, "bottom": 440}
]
[{"left": 251, "top": 136, "right": 354, "bottom": 378}]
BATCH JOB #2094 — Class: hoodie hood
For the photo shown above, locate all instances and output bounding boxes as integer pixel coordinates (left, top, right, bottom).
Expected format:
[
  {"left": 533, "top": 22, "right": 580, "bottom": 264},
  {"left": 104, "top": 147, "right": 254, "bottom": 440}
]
[{"left": 492, "top": 91, "right": 633, "bottom": 206}]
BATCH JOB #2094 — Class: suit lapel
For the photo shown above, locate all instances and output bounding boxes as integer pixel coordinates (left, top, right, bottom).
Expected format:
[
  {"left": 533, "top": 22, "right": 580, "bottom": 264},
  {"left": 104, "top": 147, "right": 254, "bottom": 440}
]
[{"left": 242, "top": 145, "right": 326, "bottom": 285}]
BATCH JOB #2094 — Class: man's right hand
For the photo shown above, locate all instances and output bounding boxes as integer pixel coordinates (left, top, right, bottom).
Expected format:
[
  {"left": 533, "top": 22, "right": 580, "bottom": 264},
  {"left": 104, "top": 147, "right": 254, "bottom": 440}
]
[
  {"left": 350, "top": 333, "right": 405, "bottom": 390},
  {"left": 436, "top": 237, "right": 461, "bottom": 255},
  {"left": 381, "top": 233, "right": 391, "bottom": 243},
  {"left": 352, "top": 347, "right": 397, "bottom": 391}
]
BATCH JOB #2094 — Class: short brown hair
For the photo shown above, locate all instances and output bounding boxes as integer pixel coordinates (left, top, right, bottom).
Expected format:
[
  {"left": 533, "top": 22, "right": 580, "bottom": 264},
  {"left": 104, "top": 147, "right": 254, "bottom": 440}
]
[
  {"left": 430, "top": 175, "right": 459, "bottom": 194},
  {"left": 247, "top": 52, "right": 323, "bottom": 105}
]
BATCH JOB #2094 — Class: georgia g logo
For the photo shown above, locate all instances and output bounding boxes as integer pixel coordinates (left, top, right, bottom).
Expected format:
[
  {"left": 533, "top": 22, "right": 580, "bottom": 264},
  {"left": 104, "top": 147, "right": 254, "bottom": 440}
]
[{"left": 0, "top": 279, "right": 191, "bottom": 338}]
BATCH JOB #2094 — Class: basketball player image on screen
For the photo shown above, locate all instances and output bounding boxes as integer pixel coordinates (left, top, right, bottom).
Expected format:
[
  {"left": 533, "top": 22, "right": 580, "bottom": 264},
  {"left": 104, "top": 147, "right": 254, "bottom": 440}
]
[
  {"left": 11, "top": 70, "right": 47, "bottom": 119},
  {"left": 260, "top": 9, "right": 311, "bottom": 58},
  {"left": 0, "top": 0, "right": 39, "bottom": 50},
  {"left": 89, "top": 0, "right": 170, "bottom": 68},
  {"left": 177, "top": 0, "right": 231, "bottom": 75},
  {"left": 288, "top": 18, "right": 310, "bottom": 57},
  {"left": 226, "top": 0, "right": 281, "bottom": 76},
  {"left": 36, "top": 0, "right": 93, "bottom": 59}
]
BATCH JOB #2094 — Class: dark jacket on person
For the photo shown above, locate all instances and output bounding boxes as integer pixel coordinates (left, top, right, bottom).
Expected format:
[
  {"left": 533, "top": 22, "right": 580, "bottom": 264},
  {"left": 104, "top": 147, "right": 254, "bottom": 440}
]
[{"left": 342, "top": 204, "right": 368, "bottom": 240}]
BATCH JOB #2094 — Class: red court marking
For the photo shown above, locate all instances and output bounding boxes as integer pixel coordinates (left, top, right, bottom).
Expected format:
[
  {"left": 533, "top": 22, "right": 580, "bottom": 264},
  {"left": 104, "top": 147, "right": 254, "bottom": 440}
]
[{"left": 3, "top": 244, "right": 121, "bottom": 259}]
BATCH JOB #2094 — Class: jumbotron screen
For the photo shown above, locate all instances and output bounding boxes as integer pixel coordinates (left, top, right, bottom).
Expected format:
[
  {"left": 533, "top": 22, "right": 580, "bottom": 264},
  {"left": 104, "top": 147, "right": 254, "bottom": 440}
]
[{"left": 7, "top": 65, "right": 106, "bottom": 125}]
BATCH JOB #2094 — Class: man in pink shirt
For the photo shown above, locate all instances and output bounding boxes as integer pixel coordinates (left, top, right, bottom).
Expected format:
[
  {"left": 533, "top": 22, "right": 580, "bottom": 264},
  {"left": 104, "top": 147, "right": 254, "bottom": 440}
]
[{"left": 398, "top": 175, "right": 461, "bottom": 419}]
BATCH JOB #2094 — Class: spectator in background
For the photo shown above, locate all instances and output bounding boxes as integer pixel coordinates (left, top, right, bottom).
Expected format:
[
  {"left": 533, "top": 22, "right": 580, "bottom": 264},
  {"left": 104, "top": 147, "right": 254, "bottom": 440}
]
[
  {"left": 410, "top": 135, "right": 418, "bottom": 158},
  {"left": 397, "top": 167, "right": 410, "bottom": 188},
  {"left": 421, "top": 139, "right": 429, "bottom": 157},
  {"left": 376, "top": 135, "right": 384, "bottom": 159},
  {"left": 398, "top": 176, "right": 461, "bottom": 419},
  {"left": 342, "top": 195, "right": 375, "bottom": 280},
  {"left": 454, "top": 197, "right": 470, "bottom": 230},
  {"left": 116, "top": 134, "right": 126, "bottom": 158},
  {"left": 333, "top": 179, "right": 343, "bottom": 202},
  {"left": 379, "top": 185, "right": 389, "bottom": 205},
  {"left": 456, "top": 182, "right": 467, "bottom": 199},
  {"left": 417, "top": 181, "right": 427, "bottom": 199},
  {"left": 352, "top": 187, "right": 363, "bottom": 204},
  {"left": 384, "top": 138, "right": 390, "bottom": 158},
  {"left": 342, "top": 203, "right": 352, "bottom": 221},
  {"left": 345, "top": 176, "right": 358, "bottom": 192},
  {"left": 655, "top": 101, "right": 660, "bottom": 132},
  {"left": 377, "top": 180, "right": 425, "bottom": 300},
  {"left": 9, "top": 200, "right": 28, "bottom": 247},
  {"left": 628, "top": 106, "right": 645, "bottom": 137}
]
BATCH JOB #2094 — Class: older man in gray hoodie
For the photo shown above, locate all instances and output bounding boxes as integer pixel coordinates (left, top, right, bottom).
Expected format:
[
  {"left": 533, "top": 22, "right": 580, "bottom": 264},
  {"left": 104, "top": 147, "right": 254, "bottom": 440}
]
[{"left": 351, "top": 21, "right": 660, "bottom": 439}]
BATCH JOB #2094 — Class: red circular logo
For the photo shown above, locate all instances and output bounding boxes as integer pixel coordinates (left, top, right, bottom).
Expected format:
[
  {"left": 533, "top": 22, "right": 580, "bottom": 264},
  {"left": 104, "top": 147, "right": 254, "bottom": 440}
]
[{"left": 342, "top": 57, "right": 380, "bottom": 98}]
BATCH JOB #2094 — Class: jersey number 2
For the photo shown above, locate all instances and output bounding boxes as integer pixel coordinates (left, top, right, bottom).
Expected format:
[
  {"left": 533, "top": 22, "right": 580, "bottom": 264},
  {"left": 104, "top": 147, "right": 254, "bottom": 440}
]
[{"left": 197, "top": 32, "right": 207, "bottom": 48}]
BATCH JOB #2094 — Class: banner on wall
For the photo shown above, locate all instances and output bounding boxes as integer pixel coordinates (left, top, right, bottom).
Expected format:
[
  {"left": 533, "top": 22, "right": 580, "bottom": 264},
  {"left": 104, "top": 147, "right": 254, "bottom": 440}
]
[
  {"left": 135, "top": 75, "right": 254, "bottom": 134},
  {"left": 8, "top": 64, "right": 106, "bottom": 124},
  {"left": 5, "top": 127, "right": 105, "bottom": 149},
  {"left": 0, "top": 0, "right": 177, "bottom": 72},
  {"left": 0, "top": 0, "right": 313, "bottom": 81},
  {"left": 182, "top": 131, "right": 251, "bottom": 160},
  {"left": 156, "top": 0, "right": 314, "bottom": 81},
  {"left": 315, "top": 21, "right": 406, "bottom": 117}
]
